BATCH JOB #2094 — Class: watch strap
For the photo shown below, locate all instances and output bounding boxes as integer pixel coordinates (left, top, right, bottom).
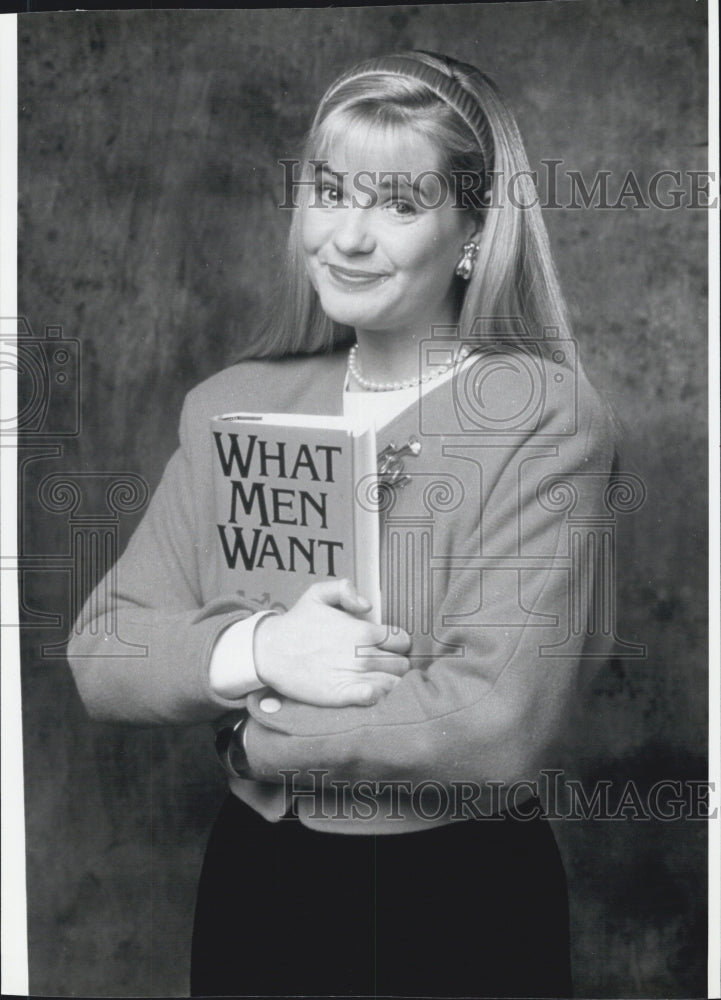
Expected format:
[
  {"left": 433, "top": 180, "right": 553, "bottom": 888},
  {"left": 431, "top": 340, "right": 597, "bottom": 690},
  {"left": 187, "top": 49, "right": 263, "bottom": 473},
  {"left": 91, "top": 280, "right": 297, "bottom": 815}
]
[{"left": 215, "top": 711, "right": 251, "bottom": 779}]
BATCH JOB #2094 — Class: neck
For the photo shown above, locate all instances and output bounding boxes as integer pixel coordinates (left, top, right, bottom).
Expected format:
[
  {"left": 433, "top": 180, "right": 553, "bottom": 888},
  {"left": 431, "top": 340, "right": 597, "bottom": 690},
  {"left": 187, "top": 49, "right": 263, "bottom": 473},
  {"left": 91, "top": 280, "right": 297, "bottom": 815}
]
[
  {"left": 349, "top": 330, "right": 470, "bottom": 393},
  {"left": 353, "top": 329, "right": 425, "bottom": 385}
]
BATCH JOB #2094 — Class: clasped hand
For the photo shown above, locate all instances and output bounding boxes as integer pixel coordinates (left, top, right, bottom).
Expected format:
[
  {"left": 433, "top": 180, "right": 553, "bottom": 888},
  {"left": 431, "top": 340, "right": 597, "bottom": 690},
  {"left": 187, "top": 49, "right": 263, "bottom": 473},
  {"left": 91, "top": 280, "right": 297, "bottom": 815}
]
[{"left": 254, "top": 579, "right": 411, "bottom": 707}]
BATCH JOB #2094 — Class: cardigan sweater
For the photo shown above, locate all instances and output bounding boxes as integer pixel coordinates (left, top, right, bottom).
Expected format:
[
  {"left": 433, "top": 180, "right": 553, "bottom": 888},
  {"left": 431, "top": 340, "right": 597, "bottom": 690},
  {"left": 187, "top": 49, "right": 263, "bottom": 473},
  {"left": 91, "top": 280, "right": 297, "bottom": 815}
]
[{"left": 67, "top": 346, "right": 614, "bottom": 832}]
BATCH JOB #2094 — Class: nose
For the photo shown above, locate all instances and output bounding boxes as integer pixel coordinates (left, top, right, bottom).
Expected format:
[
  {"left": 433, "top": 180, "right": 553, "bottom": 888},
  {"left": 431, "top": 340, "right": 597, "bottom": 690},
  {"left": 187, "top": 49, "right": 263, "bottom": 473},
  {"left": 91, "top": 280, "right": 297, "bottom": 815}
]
[{"left": 331, "top": 206, "right": 375, "bottom": 256}]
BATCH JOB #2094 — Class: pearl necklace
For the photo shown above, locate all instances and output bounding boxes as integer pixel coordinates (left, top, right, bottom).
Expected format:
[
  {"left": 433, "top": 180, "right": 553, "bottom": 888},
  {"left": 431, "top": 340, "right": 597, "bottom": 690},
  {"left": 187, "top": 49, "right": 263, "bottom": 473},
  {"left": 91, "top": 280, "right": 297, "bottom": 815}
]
[{"left": 347, "top": 343, "right": 471, "bottom": 392}]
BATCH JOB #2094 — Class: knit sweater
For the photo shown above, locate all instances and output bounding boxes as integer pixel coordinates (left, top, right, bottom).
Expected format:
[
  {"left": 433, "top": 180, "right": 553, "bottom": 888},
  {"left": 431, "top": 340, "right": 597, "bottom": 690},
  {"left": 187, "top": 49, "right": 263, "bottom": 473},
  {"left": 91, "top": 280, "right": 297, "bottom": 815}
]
[{"left": 67, "top": 346, "right": 614, "bottom": 832}]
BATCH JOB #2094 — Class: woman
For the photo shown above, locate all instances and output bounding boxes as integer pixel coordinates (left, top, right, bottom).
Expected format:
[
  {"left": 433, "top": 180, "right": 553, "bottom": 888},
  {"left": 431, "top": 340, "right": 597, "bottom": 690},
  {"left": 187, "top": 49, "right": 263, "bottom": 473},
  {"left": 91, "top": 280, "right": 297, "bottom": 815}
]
[{"left": 68, "top": 51, "right": 614, "bottom": 998}]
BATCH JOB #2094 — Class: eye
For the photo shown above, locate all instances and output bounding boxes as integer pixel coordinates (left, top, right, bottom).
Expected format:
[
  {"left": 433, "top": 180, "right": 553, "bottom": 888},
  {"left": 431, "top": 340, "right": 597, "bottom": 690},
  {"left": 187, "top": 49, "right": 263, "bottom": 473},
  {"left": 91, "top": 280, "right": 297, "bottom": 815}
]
[
  {"left": 316, "top": 182, "right": 343, "bottom": 207},
  {"left": 387, "top": 199, "right": 417, "bottom": 218}
]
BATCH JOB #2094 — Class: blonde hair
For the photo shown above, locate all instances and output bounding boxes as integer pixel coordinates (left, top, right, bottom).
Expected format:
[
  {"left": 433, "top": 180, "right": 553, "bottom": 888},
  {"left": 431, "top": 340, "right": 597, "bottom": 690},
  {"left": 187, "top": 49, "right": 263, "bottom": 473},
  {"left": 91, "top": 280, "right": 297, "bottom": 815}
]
[{"left": 245, "top": 50, "right": 572, "bottom": 359}]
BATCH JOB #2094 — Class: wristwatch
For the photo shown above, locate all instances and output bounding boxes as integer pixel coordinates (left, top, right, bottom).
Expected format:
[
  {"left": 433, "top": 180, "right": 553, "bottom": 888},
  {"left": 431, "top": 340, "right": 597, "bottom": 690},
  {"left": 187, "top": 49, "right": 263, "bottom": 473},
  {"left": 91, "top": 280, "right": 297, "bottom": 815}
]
[{"left": 214, "top": 711, "right": 252, "bottom": 779}]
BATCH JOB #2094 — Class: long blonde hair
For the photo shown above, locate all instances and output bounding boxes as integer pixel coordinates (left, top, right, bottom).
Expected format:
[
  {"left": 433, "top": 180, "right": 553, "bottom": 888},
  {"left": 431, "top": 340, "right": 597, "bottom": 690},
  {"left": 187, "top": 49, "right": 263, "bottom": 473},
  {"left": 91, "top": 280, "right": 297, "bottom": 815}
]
[{"left": 245, "top": 50, "right": 572, "bottom": 359}]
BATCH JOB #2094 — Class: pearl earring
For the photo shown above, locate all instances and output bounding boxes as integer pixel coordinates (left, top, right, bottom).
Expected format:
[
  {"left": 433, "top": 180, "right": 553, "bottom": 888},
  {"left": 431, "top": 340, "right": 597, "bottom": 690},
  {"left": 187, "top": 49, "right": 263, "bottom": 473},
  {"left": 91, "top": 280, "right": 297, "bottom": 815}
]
[{"left": 455, "top": 241, "right": 479, "bottom": 280}]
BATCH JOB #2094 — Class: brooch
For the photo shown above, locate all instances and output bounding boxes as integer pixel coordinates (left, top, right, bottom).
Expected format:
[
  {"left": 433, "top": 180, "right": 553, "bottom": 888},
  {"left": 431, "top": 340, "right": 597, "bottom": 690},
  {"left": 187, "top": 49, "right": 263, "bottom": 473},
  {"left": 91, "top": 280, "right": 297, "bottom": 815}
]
[{"left": 377, "top": 436, "right": 422, "bottom": 489}]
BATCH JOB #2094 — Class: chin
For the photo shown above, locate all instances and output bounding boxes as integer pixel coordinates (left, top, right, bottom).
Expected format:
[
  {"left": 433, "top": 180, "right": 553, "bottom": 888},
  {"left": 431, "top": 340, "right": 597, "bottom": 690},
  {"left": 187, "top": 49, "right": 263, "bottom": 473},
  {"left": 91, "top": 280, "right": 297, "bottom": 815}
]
[
  {"left": 317, "top": 296, "right": 379, "bottom": 330},
  {"left": 323, "top": 310, "right": 371, "bottom": 329}
]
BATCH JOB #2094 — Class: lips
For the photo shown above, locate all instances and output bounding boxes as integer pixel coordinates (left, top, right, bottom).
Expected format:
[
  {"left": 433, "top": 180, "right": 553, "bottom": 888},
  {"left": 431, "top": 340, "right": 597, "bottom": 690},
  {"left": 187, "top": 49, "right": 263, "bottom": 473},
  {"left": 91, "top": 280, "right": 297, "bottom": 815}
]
[{"left": 323, "top": 262, "right": 389, "bottom": 287}]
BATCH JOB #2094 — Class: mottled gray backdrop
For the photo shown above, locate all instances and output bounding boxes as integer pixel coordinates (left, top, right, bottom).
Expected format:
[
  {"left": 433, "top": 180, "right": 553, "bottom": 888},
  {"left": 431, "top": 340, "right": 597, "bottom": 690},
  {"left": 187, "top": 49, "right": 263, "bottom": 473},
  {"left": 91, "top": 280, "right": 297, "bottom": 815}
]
[{"left": 17, "top": 2, "right": 708, "bottom": 996}]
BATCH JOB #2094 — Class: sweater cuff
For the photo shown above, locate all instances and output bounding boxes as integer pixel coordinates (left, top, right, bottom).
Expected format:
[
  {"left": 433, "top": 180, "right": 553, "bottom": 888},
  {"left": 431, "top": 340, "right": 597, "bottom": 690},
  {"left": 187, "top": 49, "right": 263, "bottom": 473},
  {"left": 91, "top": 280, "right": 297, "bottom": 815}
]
[{"left": 208, "top": 611, "right": 277, "bottom": 700}]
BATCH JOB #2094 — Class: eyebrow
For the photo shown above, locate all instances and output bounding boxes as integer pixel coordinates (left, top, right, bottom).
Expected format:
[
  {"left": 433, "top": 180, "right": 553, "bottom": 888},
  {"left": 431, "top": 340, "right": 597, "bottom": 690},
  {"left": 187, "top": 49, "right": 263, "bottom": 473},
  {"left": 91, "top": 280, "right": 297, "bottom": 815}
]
[
  {"left": 315, "top": 166, "right": 430, "bottom": 196},
  {"left": 378, "top": 174, "right": 415, "bottom": 193}
]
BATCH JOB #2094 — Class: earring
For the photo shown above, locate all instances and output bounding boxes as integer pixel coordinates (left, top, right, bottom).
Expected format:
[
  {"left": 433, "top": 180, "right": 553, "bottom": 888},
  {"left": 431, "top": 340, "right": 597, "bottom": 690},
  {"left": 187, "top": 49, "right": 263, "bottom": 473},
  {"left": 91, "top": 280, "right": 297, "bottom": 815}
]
[{"left": 455, "top": 241, "right": 479, "bottom": 280}]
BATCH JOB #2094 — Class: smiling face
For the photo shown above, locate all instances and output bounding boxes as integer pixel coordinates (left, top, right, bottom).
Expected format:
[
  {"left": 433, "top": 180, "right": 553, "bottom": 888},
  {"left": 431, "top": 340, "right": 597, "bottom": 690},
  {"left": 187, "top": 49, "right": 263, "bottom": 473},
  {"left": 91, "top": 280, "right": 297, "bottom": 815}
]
[{"left": 300, "top": 122, "right": 477, "bottom": 343}]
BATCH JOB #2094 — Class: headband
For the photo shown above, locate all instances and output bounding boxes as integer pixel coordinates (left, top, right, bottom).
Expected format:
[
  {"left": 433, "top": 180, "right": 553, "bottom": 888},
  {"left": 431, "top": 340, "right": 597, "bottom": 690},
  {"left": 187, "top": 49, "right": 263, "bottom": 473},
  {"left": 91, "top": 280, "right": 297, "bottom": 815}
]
[{"left": 317, "top": 54, "right": 494, "bottom": 186}]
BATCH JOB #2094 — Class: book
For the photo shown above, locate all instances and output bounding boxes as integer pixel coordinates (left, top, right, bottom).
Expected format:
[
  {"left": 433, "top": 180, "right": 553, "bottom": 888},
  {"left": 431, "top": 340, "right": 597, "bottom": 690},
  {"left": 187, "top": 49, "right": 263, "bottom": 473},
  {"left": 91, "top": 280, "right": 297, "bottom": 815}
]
[{"left": 211, "top": 412, "right": 381, "bottom": 622}]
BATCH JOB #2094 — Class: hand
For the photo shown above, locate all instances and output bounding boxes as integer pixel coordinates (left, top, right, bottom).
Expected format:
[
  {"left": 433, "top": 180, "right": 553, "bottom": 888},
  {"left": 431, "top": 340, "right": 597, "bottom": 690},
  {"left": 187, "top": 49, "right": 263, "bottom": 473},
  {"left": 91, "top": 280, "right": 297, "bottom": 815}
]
[{"left": 253, "top": 579, "right": 411, "bottom": 707}]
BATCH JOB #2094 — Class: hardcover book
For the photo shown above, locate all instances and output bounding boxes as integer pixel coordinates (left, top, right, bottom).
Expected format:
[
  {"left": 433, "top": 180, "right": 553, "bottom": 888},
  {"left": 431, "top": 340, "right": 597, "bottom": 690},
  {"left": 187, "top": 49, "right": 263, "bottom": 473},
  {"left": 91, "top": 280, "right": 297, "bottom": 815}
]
[{"left": 211, "top": 412, "right": 381, "bottom": 622}]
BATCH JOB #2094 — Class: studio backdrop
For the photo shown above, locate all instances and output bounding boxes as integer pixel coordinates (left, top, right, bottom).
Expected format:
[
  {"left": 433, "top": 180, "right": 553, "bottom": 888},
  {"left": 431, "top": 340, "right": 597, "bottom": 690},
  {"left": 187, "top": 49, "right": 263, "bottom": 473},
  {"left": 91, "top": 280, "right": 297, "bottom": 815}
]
[{"left": 17, "top": 2, "right": 708, "bottom": 996}]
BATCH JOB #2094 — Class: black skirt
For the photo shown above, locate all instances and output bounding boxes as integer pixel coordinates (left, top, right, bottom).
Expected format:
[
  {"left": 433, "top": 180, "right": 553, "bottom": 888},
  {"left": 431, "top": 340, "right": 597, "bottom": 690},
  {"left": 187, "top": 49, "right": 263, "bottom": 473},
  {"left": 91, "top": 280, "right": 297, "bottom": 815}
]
[{"left": 191, "top": 793, "right": 573, "bottom": 998}]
